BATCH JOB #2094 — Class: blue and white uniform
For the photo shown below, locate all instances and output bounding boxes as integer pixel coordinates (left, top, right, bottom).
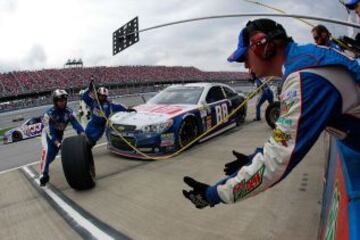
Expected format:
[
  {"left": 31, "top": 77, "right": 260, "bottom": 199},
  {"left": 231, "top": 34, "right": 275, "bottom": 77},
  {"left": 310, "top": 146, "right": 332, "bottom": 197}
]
[
  {"left": 82, "top": 88, "right": 127, "bottom": 145},
  {"left": 206, "top": 42, "right": 360, "bottom": 205},
  {"left": 40, "top": 107, "right": 84, "bottom": 177},
  {"left": 254, "top": 78, "right": 274, "bottom": 120}
]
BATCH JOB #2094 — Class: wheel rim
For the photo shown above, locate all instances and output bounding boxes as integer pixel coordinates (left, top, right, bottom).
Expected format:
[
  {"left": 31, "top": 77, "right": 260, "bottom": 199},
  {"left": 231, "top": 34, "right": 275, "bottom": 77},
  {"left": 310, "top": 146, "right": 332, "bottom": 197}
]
[{"left": 179, "top": 120, "right": 198, "bottom": 148}]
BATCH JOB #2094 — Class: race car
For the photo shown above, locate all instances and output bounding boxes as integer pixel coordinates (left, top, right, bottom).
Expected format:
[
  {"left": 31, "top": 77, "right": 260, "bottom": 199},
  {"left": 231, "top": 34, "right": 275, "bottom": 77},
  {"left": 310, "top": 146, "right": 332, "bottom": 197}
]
[
  {"left": 3, "top": 117, "right": 43, "bottom": 144},
  {"left": 107, "top": 82, "right": 247, "bottom": 158}
]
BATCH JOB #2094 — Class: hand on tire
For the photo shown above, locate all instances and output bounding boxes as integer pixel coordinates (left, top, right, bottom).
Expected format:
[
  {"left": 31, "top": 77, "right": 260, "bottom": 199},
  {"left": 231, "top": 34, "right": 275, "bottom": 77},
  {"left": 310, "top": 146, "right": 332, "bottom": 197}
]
[
  {"left": 223, "top": 150, "right": 251, "bottom": 176},
  {"left": 182, "top": 176, "right": 213, "bottom": 209}
]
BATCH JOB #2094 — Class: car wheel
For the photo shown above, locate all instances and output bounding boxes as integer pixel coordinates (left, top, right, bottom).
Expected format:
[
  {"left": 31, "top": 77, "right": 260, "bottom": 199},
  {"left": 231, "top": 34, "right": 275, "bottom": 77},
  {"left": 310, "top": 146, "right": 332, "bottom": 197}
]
[
  {"left": 265, "top": 101, "right": 280, "bottom": 129},
  {"left": 178, "top": 118, "right": 199, "bottom": 149},
  {"left": 235, "top": 104, "right": 247, "bottom": 126},
  {"left": 61, "top": 135, "right": 95, "bottom": 190},
  {"left": 12, "top": 131, "right": 23, "bottom": 142}
]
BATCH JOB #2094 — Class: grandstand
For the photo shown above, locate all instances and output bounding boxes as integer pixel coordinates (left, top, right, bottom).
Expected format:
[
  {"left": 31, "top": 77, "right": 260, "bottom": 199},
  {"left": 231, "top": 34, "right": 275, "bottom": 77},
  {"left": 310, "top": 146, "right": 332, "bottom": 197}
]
[{"left": 0, "top": 65, "right": 249, "bottom": 112}]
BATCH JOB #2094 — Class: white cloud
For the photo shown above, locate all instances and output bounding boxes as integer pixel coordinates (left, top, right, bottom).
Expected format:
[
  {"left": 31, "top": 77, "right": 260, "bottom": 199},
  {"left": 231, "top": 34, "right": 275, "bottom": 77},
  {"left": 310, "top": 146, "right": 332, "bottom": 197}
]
[{"left": 0, "top": 0, "right": 353, "bottom": 73}]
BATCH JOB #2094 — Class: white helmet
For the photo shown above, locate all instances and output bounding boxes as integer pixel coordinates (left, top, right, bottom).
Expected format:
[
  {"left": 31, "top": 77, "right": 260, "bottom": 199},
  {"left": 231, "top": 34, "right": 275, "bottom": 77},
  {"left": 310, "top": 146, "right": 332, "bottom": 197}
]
[
  {"left": 52, "top": 89, "right": 68, "bottom": 101},
  {"left": 97, "top": 87, "right": 109, "bottom": 96},
  {"left": 52, "top": 89, "right": 68, "bottom": 107}
]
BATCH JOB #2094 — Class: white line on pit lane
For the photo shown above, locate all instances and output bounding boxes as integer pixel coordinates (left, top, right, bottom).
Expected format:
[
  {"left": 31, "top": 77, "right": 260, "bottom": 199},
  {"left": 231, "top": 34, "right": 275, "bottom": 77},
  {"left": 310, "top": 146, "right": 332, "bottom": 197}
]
[
  {"left": 0, "top": 142, "right": 107, "bottom": 175},
  {"left": 22, "top": 166, "right": 114, "bottom": 240}
]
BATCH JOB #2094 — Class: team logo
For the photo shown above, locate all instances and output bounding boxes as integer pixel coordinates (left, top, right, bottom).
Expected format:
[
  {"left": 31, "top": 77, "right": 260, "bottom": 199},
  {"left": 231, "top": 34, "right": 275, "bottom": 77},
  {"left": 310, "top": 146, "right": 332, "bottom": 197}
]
[
  {"left": 233, "top": 165, "right": 265, "bottom": 201},
  {"left": 273, "top": 128, "right": 291, "bottom": 147},
  {"left": 276, "top": 117, "right": 293, "bottom": 126}
]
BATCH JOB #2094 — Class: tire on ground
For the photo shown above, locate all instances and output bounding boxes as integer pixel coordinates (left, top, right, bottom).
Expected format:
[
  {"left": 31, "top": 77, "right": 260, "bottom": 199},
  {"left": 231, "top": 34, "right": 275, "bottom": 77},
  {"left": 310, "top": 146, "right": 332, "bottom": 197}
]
[
  {"left": 265, "top": 101, "right": 280, "bottom": 129},
  {"left": 12, "top": 131, "right": 23, "bottom": 142},
  {"left": 61, "top": 135, "right": 95, "bottom": 190}
]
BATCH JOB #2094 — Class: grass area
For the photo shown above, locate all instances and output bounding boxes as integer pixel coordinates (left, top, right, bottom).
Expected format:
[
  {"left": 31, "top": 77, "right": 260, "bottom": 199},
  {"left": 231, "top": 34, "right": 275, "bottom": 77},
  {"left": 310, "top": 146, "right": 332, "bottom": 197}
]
[{"left": 0, "top": 127, "right": 13, "bottom": 137}]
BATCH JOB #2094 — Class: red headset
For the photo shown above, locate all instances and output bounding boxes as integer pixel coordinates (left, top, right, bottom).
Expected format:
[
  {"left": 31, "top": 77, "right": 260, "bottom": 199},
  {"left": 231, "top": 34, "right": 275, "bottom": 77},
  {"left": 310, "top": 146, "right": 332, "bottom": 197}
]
[
  {"left": 249, "top": 31, "right": 277, "bottom": 60},
  {"left": 245, "top": 19, "right": 289, "bottom": 60}
]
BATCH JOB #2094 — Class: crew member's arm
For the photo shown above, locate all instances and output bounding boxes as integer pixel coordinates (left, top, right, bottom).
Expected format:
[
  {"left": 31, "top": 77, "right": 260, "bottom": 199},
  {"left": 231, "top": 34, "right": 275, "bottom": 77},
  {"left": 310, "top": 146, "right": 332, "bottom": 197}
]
[
  {"left": 69, "top": 111, "right": 85, "bottom": 134},
  {"left": 81, "top": 82, "right": 95, "bottom": 108},
  {"left": 206, "top": 71, "right": 341, "bottom": 205},
  {"left": 111, "top": 102, "right": 128, "bottom": 112}
]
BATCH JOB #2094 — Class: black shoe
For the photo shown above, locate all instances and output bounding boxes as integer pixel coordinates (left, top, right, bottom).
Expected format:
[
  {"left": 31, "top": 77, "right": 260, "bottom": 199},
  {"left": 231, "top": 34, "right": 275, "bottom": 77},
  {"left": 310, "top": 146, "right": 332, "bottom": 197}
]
[
  {"left": 253, "top": 118, "right": 261, "bottom": 121},
  {"left": 40, "top": 175, "right": 49, "bottom": 187}
]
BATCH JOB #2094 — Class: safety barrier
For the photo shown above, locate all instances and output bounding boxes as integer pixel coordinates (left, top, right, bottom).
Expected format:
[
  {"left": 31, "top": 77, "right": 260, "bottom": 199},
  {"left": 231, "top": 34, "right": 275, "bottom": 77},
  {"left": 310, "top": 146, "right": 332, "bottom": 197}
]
[{"left": 319, "top": 136, "right": 360, "bottom": 240}]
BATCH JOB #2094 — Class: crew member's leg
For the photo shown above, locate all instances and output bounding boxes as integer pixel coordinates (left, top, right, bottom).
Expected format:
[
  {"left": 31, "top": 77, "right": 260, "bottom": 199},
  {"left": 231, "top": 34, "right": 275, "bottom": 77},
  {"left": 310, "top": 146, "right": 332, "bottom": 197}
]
[
  {"left": 85, "top": 122, "right": 105, "bottom": 148},
  {"left": 40, "top": 133, "right": 60, "bottom": 186}
]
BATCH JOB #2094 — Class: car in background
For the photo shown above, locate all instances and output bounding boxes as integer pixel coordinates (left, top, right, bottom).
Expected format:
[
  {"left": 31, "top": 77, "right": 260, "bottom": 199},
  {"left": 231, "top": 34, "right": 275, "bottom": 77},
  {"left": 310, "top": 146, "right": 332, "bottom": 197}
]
[
  {"left": 3, "top": 117, "right": 43, "bottom": 144},
  {"left": 107, "top": 82, "right": 247, "bottom": 158}
]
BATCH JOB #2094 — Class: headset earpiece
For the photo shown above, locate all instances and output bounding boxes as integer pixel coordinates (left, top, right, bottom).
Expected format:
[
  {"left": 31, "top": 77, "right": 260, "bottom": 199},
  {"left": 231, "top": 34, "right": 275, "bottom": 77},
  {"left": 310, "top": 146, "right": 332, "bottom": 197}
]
[{"left": 249, "top": 32, "right": 277, "bottom": 60}]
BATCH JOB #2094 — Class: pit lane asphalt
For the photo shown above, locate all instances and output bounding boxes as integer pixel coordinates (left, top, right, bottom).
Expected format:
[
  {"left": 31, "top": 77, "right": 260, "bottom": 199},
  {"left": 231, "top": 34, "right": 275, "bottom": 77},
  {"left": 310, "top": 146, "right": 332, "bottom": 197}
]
[{"left": 0, "top": 100, "right": 325, "bottom": 240}]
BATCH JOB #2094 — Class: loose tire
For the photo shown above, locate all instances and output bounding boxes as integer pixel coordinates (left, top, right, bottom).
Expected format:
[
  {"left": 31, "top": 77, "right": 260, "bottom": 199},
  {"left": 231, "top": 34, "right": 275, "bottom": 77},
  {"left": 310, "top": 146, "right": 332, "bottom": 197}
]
[
  {"left": 265, "top": 101, "right": 280, "bottom": 129},
  {"left": 61, "top": 135, "right": 95, "bottom": 190},
  {"left": 12, "top": 131, "right": 23, "bottom": 142},
  {"left": 178, "top": 118, "right": 198, "bottom": 149}
]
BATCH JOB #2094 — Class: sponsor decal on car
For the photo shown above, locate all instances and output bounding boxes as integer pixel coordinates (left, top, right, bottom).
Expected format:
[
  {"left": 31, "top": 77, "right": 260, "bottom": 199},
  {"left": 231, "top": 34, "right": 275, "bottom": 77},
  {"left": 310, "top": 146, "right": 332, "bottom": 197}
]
[
  {"left": 160, "top": 133, "right": 175, "bottom": 147},
  {"left": 233, "top": 164, "right": 265, "bottom": 201},
  {"left": 273, "top": 128, "right": 291, "bottom": 147},
  {"left": 24, "top": 123, "right": 42, "bottom": 136},
  {"left": 136, "top": 105, "right": 186, "bottom": 116},
  {"left": 206, "top": 115, "right": 212, "bottom": 129}
]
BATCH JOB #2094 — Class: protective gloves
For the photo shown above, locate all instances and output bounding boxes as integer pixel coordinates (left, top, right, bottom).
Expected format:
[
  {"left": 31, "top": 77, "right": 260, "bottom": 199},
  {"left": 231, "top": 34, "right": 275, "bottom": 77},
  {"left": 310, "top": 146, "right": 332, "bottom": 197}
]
[
  {"left": 182, "top": 176, "right": 213, "bottom": 209},
  {"left": 223, "top": 150, "right": 251, "bottom": 176}
]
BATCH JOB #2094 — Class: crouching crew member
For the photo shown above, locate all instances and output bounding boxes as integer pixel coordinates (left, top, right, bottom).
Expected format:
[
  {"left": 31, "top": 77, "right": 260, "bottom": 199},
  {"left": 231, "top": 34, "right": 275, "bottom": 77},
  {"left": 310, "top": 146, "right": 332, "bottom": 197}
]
[{"left": 82, "top": 81, "right": 136, "bottom": 147}]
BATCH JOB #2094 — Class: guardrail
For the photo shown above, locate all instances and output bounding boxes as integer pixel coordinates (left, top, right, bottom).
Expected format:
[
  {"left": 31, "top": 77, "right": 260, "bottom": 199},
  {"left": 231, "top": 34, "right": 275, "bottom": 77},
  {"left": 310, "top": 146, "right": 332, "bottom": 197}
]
[{"left": 319, "top": 136, "right": 360, "bottom": 240}]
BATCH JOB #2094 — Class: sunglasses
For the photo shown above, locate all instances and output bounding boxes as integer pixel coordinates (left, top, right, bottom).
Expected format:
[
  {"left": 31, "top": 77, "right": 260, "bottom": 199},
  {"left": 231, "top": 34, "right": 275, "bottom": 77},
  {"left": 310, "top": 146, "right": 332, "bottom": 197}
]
[{"left": 313, "top": 36, "right": 320, "bottom": 41}]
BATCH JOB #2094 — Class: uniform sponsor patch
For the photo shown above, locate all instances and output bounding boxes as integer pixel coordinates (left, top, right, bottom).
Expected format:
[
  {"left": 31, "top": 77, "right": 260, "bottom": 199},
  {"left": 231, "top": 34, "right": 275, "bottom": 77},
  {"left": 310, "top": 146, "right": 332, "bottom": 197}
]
[
  {"left": 282, "top": 90, "right": 297, "bottom": 100},
  {"left": 276, "top": 116, "right": 293, "bottom": 126},
  {"left": 273, "top": 128, "right": 291, "bottom": 147},
  {"left": 233, "top": 165, "right": 265, "bottom": 201}
]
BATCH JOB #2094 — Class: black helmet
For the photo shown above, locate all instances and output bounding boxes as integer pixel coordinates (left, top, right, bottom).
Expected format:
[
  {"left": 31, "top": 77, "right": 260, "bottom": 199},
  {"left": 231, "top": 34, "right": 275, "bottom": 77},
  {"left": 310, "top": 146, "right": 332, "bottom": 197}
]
[{"left": 52, "top": 89, "right": 68, "bottom": 106}]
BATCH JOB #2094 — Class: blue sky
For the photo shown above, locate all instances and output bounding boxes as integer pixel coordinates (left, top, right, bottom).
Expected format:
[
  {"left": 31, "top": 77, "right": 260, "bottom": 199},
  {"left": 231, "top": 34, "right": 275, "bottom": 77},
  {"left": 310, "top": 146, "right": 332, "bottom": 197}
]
[{"left": 0, "top": 0, "right": 351, "bottom": 72}]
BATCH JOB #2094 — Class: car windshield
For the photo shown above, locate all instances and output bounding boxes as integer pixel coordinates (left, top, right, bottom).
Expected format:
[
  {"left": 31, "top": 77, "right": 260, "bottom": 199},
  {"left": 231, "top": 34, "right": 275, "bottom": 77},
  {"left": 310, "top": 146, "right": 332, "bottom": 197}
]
[{"left": 147, "top": 86, "right": 204, "bottom": 105}]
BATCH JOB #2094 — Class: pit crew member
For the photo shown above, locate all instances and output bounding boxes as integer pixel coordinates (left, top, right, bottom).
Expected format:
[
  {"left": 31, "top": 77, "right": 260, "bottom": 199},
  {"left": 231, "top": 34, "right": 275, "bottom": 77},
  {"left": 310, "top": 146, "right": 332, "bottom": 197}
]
[
  {"left": 81, "top": 81, "right": 136, "bottom": 147},
  {"left": 183, "top": 18, "right": 360, "bottom": 208},
  {"left": 40, "top": 89, "right": 85, "bottom": 186}
]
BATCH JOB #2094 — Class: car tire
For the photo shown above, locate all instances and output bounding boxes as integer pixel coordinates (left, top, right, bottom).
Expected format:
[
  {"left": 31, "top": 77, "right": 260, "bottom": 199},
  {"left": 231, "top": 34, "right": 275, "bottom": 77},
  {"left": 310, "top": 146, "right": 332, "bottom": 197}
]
[
  {"left": 235, "top": 103, "right": 247, "bottom": 126},
  {"left": 61, "top": 135, "right": 95, "bottom": 190},
  {"left": 265, "top": 101, "right": 280, "bottom": 129},
  {"left": 12, "top": 131, "right": 23, "bottom": 142},
  {"left": 178, "top": 118, "right": 199, "bottom": 149}
]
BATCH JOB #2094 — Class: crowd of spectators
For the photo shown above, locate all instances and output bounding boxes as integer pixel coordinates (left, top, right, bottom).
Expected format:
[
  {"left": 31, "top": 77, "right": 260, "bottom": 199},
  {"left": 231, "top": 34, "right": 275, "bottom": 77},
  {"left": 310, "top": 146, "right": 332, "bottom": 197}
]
[{"left": 0, "top": 65, "right": 249, "bottom": 98}]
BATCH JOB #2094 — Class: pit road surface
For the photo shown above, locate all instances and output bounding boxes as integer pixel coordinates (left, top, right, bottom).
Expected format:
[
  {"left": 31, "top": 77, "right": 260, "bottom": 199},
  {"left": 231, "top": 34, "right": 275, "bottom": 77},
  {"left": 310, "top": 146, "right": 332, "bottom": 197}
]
[{"left": 0, "top": 100, "right": 325, "bottom": 240}]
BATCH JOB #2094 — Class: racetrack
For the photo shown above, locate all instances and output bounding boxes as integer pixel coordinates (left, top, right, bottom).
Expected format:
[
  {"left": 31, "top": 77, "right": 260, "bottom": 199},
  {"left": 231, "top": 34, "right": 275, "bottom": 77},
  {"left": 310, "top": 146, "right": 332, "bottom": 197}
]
[{"left": 0, "top": 98, "right": 326, "bottom": 240}]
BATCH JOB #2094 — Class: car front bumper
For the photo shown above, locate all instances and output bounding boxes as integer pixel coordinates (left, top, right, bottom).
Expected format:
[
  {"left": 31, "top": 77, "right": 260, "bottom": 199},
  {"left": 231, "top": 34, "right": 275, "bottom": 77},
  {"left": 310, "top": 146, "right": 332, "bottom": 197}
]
[{"left": 107, "top": 130, "right": 176, "bottom": 159}]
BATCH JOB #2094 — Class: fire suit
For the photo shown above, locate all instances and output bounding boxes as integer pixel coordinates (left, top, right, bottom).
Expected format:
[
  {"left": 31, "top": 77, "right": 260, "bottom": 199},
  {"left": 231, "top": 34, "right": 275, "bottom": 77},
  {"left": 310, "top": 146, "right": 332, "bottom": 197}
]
[
  {"left": 206, "top": 42, "right": 360, "bottom": 205},
  {"left": 40, "top": 107, "right": 84, "bottom": 177},
  {"left": 254, "top": 78, "right": 274, "bottom": 120},
  {"left": 82, "top": 88, "right": 127, "bottom": 145}
]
